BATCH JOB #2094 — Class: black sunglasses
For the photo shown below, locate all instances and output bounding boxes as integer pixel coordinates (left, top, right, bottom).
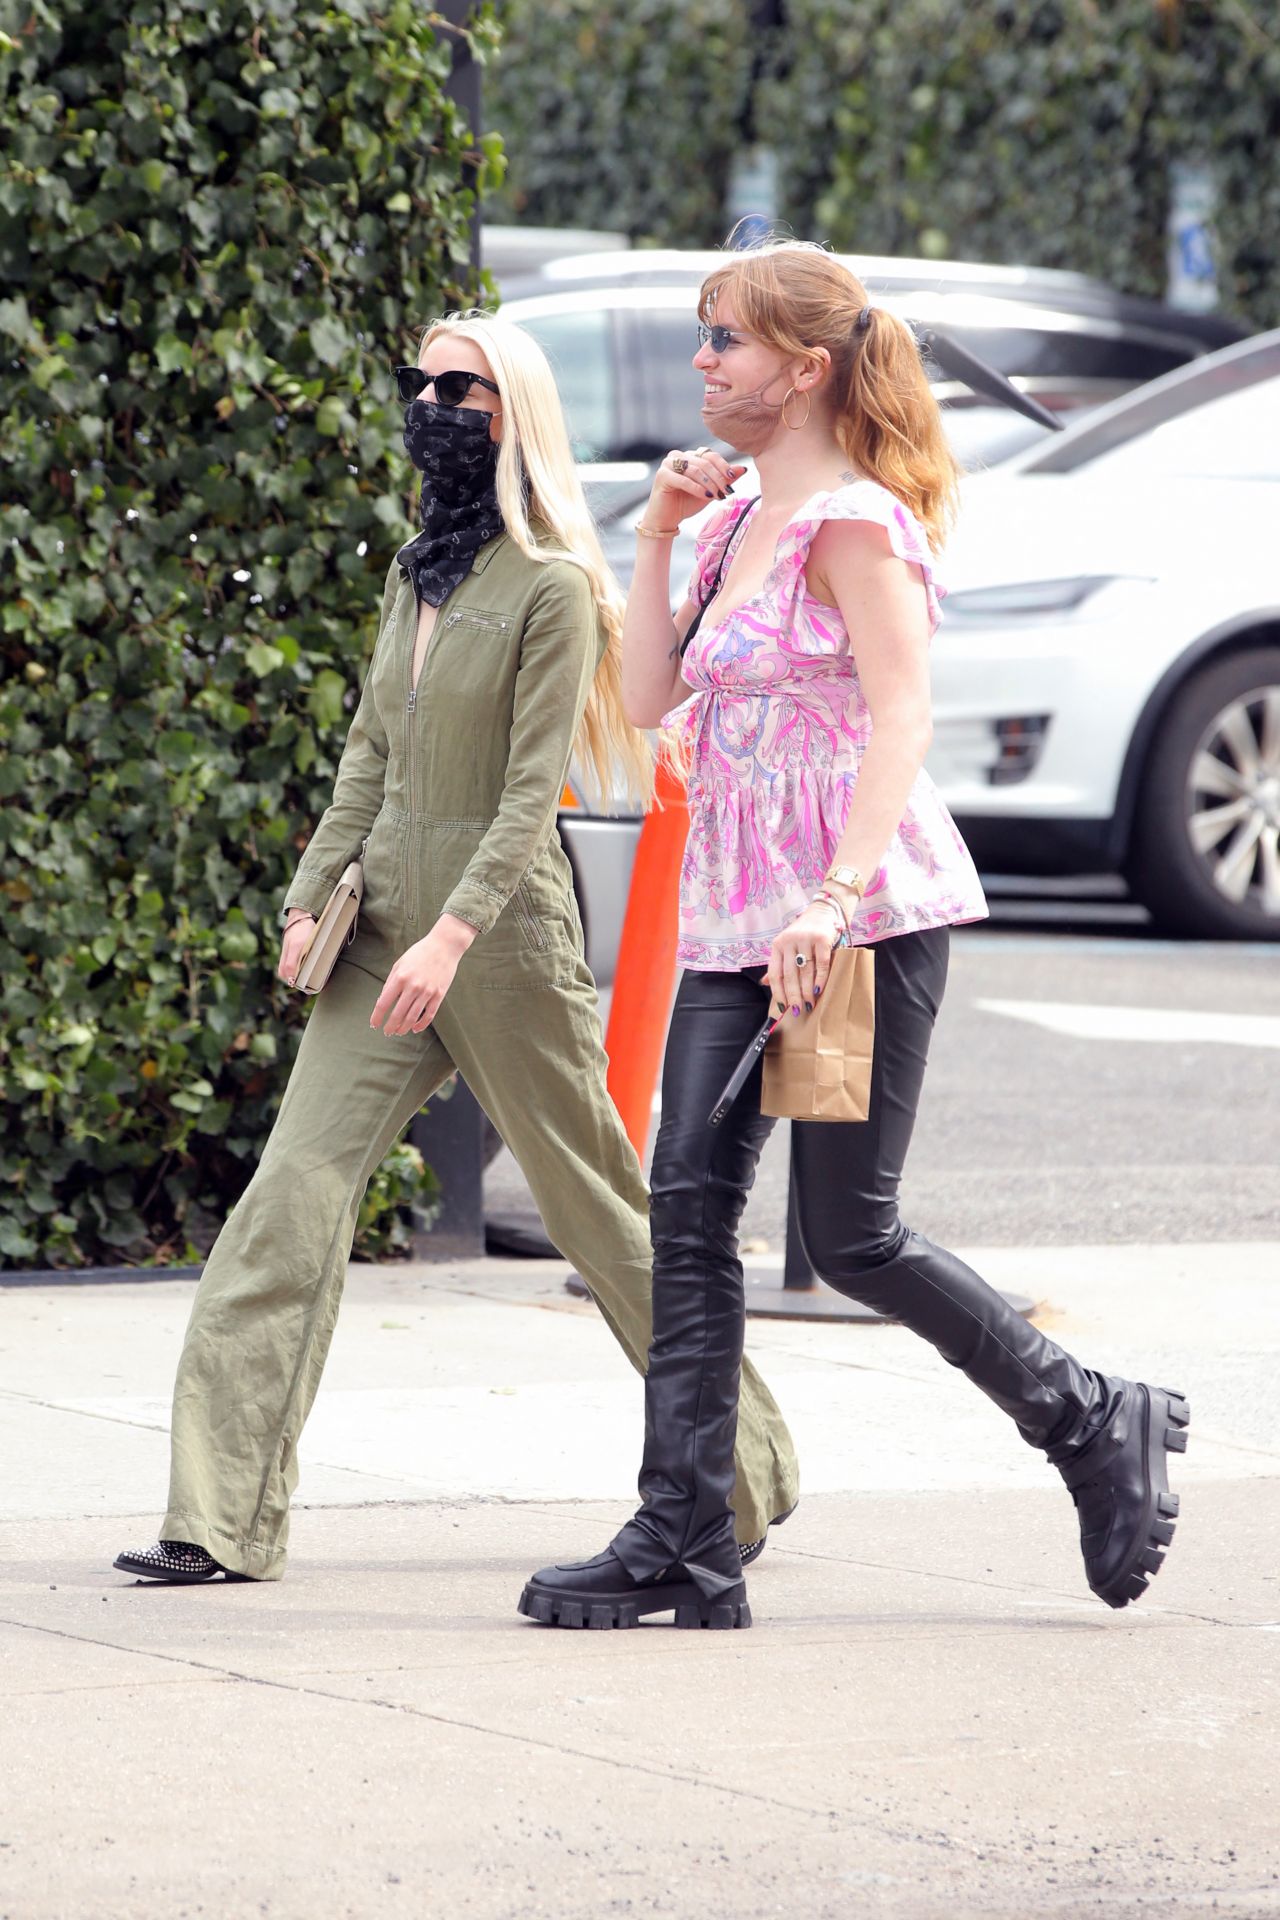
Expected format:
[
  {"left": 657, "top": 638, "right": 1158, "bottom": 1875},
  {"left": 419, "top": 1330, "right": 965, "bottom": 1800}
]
[
  {"left": 394, "top": 365, "right": 501, "bottom": 407},
  {"left": 697, "top": 322, "right": 742, "bottom": 354}
]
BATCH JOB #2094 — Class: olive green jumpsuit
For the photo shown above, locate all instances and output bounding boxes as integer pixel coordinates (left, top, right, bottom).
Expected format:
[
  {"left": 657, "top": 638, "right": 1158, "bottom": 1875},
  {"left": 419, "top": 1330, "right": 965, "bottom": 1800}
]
[{"left": 162, "top": 537, "right": 799, "bottom": 1578}]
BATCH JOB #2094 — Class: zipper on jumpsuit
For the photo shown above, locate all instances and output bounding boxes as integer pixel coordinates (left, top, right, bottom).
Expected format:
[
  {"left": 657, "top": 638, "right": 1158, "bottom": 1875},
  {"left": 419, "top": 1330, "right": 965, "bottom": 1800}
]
[
  {"left": 405, "top": 592, "right": 425, "bottom": 927},
  {"left": 403, "top": 591, "right": 515, "bottom": 932},
  {"left": 403, "top": 588, "right": 470, "bottom": 925}
]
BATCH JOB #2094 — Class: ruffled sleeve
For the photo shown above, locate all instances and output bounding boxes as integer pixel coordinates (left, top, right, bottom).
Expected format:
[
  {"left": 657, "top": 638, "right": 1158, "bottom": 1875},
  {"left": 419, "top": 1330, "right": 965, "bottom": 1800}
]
[
  {"left": 774, "top": 480, "right": 945, "bottom": 634},
  {"left": 685, "top": 498, "right": 754, "bottom": 609}
]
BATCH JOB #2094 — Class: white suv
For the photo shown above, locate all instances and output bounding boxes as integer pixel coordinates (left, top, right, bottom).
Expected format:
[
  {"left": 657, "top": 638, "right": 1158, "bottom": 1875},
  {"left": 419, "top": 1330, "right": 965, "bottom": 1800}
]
[{"left": 934, "top": 330, "right": 1280, "bottom": 940}]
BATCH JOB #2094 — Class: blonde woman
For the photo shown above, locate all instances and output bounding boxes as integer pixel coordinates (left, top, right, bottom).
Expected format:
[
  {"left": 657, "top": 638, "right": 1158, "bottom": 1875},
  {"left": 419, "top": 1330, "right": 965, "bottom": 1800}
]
[
  {"left": 521, "top": 246, "right": 1188, "bottom": 1631},
  {"left": 114, "top": 312, "right": 798, "bottom": 1584}
]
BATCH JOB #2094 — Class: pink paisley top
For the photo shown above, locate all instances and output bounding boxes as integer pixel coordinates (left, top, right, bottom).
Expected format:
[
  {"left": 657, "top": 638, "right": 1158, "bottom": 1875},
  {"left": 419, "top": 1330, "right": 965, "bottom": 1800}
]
[{"left": 667, "top": 478, "right": 988, "bottom": 970}]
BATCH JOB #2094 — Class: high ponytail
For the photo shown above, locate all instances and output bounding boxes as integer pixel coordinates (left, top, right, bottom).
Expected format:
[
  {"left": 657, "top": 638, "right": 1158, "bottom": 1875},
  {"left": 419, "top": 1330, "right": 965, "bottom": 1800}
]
[
  {"left": 842, "top": 304, "right": 959, "bottom": 549},
  {"left": 698, "top": 242, "right": 960, "bottom": 551}
]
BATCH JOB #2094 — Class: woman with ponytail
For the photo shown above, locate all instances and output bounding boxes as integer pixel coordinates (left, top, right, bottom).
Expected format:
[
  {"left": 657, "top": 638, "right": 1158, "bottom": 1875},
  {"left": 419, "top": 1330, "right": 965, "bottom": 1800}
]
[
  {"left": 521, "top": 246, "right": 1188, "bottom": 1630},
  {"left": 114, "top": 311, "right": 798, "bottom": 1586}
]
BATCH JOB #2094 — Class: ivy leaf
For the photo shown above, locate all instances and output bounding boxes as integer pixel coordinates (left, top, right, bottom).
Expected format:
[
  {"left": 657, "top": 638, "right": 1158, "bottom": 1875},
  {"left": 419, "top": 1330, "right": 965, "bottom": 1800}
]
[
  {"left": 155, "top": 333, "right": 194, "bottom": 375},
  {"left": 245, "top": 640, "right": 286, "bottom": 677},
  {"left": 314, "top": 395, "right": 345, "bottom": 436},
  {"left": 307, "top": 668, "right": 348, "bottom": 728},
  {"left": 309, "top": 315, "right": 351, "bottom": 368}
]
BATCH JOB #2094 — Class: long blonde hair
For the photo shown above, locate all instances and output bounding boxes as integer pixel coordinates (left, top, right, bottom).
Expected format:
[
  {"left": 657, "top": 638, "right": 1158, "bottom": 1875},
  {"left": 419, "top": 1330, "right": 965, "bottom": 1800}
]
[
  {"left": 417, "top": 311, "right": 654, "bottom": 809},
  {"left": 698, "top": 242, "right": 960, "bottom": 550}
]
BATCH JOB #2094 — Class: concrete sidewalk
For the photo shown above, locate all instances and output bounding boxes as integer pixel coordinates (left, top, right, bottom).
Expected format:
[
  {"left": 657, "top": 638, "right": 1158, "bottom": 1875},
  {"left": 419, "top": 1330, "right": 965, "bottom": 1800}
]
[{"left": 2, "top": 1246, "right": 1278, "bottom": 1918}]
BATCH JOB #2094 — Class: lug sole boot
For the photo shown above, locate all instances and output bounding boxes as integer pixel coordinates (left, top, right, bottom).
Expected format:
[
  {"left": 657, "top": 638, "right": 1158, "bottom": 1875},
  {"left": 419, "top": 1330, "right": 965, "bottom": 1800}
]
[
  {"left": 518, "top": 1548, "right": 751, "bottom": 1631},
  {"left": 1052, "top": 1381, "right": 1190, "bottom": 1609}
]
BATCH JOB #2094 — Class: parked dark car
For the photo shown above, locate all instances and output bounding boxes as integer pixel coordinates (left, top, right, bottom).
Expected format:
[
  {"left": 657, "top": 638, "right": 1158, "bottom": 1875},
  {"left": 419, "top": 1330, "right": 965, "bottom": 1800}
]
[{"left": 505, "top": 250, "right": 1246, "bottom": 487}]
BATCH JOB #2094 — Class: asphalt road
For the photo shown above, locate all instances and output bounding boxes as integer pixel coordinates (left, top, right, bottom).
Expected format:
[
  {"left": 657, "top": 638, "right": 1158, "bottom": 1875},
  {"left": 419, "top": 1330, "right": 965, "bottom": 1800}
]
[{"left": 485, "top": 883, "right": 1280, "bottom": 1251}]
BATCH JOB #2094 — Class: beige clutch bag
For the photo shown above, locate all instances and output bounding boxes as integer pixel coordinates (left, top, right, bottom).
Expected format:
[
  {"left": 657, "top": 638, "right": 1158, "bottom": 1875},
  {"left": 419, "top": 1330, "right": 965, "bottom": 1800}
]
[
  {"left": 761, "top": 943, "right": 876, "bottom": 1122},
  {"left": 292, "top": 859, "right": 365, "bottom": 995}
]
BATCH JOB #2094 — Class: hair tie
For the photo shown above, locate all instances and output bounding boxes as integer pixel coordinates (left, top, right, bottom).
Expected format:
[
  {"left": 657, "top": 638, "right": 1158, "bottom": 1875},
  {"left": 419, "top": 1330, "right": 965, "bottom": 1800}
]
[{"left": 856, "top": 306, "right": 874, "bottom": 332}]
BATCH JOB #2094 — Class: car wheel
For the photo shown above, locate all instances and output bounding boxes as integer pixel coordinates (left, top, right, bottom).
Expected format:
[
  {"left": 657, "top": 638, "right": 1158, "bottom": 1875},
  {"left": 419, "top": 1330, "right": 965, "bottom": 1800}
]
[{"left": 1127, "top": 647, "right": 1280, "bottom": 939}]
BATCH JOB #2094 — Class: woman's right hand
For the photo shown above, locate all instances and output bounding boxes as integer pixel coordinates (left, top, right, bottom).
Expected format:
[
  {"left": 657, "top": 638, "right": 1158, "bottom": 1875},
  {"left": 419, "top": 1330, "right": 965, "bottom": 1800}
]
[
  {"left": 646, "top": 448, "right": 747, "bottom": 531},
  {"left": 277, "top": 911, "right": 316, "bottom": 988}
]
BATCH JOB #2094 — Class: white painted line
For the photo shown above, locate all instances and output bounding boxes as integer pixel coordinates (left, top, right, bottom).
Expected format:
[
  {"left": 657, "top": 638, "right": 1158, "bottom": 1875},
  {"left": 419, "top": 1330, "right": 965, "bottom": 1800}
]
[{"left": 976, "top": 999, "right": 1280, "bottom": 1050}]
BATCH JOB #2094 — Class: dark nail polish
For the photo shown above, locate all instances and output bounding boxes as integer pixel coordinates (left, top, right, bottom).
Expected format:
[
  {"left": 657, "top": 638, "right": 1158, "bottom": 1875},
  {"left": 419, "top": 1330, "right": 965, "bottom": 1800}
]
[
  {"left": 792, "top": 1005, "right": 800, "bottom": 1016},
  {"left": 814, "top": 984, "right": 822, "bottom": 997},
  {"left": 704, "top": 489, "right": 714, "bottom": 497},
  {"left": 804, "top": 1001, "right": 813, "bottom": 1013}
]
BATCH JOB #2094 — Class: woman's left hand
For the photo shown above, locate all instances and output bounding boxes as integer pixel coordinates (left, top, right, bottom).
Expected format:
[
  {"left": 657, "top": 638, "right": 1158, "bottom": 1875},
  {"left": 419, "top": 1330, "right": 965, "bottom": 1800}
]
[
  {"left": 767, "top": 902, "right": 841, "bottom": 1018},
  {"left": 370, "top": 915, "right": 476, "bottom": 1036}
]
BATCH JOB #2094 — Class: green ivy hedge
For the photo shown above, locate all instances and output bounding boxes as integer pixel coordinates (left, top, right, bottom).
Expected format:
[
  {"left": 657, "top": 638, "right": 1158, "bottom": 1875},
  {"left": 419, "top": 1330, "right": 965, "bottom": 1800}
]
[
  {"left": 488, "top": 0, "right": 1279, "bottom": 330},
  {"left": 0, "top": 0, "right": 499, "bottom": 1269},
  {"left": 486, "top": 0, "right": 753, "bottom": 248},
  {"left": 763, "top": 0, "right": 1280, "bottom": 329}
]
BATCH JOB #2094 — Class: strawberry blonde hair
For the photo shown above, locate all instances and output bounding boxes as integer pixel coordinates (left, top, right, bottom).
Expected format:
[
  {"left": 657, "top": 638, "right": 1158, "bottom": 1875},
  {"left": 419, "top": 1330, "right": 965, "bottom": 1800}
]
[{"left": 698, "top": 241, "right": 960, "bottom": 551}]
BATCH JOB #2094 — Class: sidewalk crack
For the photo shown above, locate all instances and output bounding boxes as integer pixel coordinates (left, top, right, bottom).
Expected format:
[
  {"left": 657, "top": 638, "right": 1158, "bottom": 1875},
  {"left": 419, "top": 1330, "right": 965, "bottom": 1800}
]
[{"left": 0, "top": 1614, "right": 985, "bottom": 1857}]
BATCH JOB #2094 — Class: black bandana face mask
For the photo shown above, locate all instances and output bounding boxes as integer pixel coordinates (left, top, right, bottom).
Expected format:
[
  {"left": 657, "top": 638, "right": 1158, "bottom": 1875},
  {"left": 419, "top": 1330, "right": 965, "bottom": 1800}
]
[{"left": 396, "top": 398, "right": 504, "bottom": 608}]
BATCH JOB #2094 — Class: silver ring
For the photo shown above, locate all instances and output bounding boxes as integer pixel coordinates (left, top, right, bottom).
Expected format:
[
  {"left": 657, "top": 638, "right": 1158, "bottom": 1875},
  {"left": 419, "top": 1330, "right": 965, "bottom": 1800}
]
[{"left": 795, "top": 954, "right": 807, "bottom": 968}]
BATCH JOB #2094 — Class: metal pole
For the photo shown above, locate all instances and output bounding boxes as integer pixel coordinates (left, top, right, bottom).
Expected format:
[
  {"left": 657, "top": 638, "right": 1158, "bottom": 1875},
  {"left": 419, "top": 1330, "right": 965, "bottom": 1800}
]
[
  {"left": 403, "top": 0, "right": 485, "bottom": 1266},
  {"left": 436, "top": 0, "right": 483, "bottom": 278},
  {"left": 410, "top": 1082, "right": 487, "bottom": 1260},
  {"left": 742, "top": 1130, "right": 1034, "bottom": 1324}
]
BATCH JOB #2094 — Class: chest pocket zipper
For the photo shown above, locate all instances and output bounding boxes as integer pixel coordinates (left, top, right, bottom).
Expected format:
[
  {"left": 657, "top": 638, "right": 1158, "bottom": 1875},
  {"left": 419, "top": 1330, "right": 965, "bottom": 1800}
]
[{"left": 443, "top": 608, "right": 513, "bottom": 636}]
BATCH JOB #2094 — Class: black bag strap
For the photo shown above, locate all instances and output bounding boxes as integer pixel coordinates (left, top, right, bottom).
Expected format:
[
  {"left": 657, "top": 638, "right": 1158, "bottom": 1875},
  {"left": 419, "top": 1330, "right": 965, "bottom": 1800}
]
[{"left": 678, "top": 497, "right": 759, "bottom": 658}]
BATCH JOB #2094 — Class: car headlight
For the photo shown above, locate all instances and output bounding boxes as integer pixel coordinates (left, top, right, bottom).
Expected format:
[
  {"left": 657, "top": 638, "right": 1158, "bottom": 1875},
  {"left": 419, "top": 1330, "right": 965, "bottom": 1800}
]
[{"left": 945, "top": 575, "right": 1146, "bottom": 620}]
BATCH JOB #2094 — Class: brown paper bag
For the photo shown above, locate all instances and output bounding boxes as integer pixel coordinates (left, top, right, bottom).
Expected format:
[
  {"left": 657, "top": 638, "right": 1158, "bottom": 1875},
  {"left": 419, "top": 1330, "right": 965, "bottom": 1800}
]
[{"left": 761, "top": 943, "right": 875, "bottom": 1122}]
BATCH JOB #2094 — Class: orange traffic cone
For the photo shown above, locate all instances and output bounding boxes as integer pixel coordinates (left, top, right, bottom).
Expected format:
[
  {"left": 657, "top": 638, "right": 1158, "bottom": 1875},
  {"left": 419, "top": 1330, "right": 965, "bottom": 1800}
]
[{"left": 604, "top": 758, "right": 688, "bottom": 1158}]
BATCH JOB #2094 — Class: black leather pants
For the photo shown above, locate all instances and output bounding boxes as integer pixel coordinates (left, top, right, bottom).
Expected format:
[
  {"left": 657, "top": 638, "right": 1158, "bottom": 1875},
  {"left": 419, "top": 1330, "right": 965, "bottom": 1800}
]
[{"left": 611, "top": 928, "right": 1105, "bottom": 1598}]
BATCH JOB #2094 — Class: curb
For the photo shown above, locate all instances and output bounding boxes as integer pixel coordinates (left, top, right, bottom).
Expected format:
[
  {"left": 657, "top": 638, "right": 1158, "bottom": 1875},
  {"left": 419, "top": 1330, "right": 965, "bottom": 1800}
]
[{"left": 0, "top": 1265, "right": 204, "bottom": 1288}]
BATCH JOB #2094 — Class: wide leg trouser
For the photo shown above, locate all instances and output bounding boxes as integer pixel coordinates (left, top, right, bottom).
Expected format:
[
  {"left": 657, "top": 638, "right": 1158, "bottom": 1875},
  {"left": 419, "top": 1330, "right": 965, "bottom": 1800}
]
[
  {"left": 611, "top": 928, "right": 1104, "bottom": 1599},
  {"left": 162, "top": 947, "right": 799, "bottom": 1579}
]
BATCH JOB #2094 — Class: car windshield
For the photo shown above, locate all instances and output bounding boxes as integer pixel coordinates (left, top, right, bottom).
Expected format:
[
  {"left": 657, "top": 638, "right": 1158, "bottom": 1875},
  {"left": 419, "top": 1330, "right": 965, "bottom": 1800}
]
[
  {"left": 1081, "top": 372, "right": 1280, "bottom": 482},
  {"left": 1012, "top": 333, "right": 1280, "bottom": 480}
]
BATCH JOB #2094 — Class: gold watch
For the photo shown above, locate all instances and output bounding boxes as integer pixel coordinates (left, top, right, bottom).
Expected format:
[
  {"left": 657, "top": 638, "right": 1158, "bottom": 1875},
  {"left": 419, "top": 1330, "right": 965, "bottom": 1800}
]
[{"left": 825, "top": 864, "right": 864, "bottom": 899}]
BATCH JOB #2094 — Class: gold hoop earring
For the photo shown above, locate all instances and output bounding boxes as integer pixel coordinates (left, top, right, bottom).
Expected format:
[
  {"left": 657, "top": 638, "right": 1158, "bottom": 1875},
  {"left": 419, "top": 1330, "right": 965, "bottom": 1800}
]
[{"left": 781, "top": 385, "right": 811, "bottom": 432}]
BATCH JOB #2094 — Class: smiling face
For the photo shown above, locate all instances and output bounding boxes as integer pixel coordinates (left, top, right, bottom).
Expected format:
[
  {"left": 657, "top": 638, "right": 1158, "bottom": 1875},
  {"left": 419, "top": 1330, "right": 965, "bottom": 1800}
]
[
  {"left": 418, "top": 331, "right": 504, "bottom": 443},
  {"left": 691, "top": 291, "right": 816, "bottom": 457},
  {"left": 692, "top": 294, "right": 794, "bottom": 420}
]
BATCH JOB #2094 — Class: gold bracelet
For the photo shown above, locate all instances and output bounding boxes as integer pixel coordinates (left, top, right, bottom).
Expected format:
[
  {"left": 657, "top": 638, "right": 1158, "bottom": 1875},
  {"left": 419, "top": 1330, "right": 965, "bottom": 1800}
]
[{"left": 635, "top": 522, "right": 680, "bottom": 540}]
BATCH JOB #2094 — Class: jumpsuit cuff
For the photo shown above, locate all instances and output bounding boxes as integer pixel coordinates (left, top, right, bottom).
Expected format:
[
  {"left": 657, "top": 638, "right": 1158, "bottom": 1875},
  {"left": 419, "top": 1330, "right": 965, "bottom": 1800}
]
[
  {"left": 282, "top": 870, "right": 345, "bottom": 921},
  {"left": 159, "top": 1509, "right": 288, "bottom": 1582},
  {"left": 440, "top": 880, "right": 505, "bottom": 937}
]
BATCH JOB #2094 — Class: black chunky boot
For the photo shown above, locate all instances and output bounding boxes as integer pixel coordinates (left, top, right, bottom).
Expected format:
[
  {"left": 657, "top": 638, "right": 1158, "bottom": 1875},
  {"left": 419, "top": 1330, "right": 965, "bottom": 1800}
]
[
  {"left": 518, "top": 1548, "right": 751, "bottom": 1631},
  {"left": 113, "top": 1540, "right": 253, "bottom": 1584},
  {"left": 1049, "top": 1379, "right": 1190, "bottom": 1608}
]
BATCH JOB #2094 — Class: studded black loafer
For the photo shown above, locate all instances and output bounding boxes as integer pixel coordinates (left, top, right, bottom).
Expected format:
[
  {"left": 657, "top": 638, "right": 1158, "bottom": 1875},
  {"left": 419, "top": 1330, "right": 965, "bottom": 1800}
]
[
  {"left": 518, "top": 1547, "right": 751, "bottom": 1630},
  {"left": 113, "top": 1540, "right": 253, "bottom": 1584},
  {"left": 1050, "top": 1379, "right": 1190, "bottom": 1609}
]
